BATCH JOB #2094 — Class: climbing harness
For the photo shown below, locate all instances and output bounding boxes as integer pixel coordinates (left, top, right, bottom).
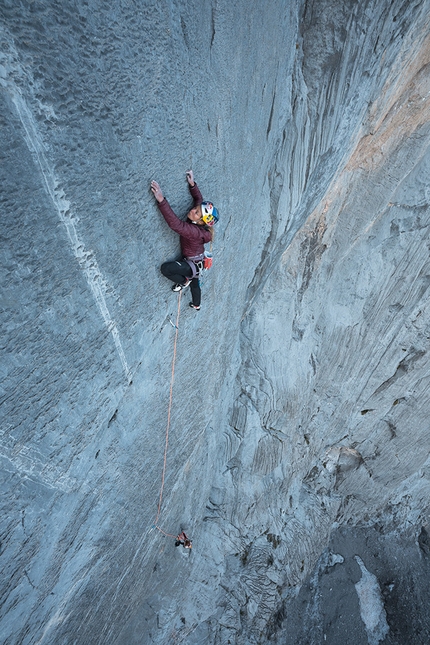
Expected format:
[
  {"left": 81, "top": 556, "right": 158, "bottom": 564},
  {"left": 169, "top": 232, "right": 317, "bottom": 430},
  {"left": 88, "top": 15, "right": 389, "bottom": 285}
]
[
  {"left": 184, "top": 253, "right": 204, "bottom": 279},
  {"left": 185, "top": 234, "right": 214, "bottom": 284}
]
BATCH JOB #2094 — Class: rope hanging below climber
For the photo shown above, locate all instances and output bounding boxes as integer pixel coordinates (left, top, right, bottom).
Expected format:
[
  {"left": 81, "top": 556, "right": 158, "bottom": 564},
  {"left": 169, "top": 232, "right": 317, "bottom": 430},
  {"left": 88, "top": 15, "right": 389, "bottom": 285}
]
[
  {"left": 152, "top": 290, "right": 182, "bottom": 534},
  {"left": 151, "top": 292, "right": 192, "bottom": 550}
]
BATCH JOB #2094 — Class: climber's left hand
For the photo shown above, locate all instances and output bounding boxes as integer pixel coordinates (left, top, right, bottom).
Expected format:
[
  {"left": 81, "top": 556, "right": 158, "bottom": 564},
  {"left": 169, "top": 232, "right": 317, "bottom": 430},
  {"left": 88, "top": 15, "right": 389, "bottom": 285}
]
[{"left": 186, "top": 170, "right": 195, "bottom": 187}]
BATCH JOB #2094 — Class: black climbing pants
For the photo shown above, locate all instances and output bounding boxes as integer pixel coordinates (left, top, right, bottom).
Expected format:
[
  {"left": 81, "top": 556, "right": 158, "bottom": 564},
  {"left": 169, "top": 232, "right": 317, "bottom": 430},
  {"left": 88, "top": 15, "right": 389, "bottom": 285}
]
[{"left": 161, "top": 260, "right": 201, "bottom": 307}]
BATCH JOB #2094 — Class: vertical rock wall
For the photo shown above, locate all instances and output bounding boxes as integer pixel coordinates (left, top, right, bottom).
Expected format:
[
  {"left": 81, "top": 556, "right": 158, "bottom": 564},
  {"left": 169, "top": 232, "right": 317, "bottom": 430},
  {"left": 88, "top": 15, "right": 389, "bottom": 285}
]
[{"left": 1, "top": 1, "right": 430, "bottom": 644}]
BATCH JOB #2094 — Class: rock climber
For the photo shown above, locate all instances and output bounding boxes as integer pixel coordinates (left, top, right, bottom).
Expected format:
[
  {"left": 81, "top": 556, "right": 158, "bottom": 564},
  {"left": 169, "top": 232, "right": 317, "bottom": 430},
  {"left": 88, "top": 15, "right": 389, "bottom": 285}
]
[
  {"left": 150, "top": 170, "right": 218, "bottom": 311},
  {"left": 175, "top": 530, "right": 192, "bottom": 549}
]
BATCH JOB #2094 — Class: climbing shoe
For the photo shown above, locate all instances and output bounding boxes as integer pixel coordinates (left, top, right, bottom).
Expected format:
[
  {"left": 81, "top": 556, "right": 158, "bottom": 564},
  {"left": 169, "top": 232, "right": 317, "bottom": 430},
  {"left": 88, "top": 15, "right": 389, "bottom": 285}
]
[
  {"left": 189, "top": 303, "right": 200, "bottom": 310},
  {"left": 172, "top": 278, "right": 191, "bottom": 292}
]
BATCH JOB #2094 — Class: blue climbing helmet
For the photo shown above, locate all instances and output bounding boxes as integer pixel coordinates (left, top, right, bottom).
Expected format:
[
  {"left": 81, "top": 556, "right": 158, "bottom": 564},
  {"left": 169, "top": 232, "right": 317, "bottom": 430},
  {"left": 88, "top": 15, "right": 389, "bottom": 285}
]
[{"left": 201, "top": 201, "right": 219, "bottom": 226}]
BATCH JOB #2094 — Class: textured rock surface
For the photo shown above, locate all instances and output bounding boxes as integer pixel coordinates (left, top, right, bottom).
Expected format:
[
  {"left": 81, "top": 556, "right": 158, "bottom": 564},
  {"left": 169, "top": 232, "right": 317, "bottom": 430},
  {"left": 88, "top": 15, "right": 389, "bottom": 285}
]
[
  {"left": 1, "top": 1, "right": 430, "bottom": 644},
  {"left": 272, "top": 527, "right": 430, "bottom": 644}
]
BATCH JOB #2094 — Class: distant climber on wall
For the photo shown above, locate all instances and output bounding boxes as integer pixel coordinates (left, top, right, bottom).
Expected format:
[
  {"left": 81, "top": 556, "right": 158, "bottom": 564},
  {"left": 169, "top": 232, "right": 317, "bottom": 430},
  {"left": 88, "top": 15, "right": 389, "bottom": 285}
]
[
  {"left": 150, "top": 170, "right": 218, "bottom": 311},
  {"left": 175, "top": 530, "right": 192, "bottom": 549}
]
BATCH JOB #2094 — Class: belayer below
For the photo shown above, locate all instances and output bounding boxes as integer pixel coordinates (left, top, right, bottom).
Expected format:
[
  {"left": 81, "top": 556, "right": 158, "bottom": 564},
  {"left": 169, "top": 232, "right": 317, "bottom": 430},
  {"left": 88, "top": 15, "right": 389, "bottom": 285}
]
[
  {"left": 150, "top": 170, "right": 218, "bottom": 310},
  {"left": 175, "top": 531, "right": 192, "bottom": 549}
]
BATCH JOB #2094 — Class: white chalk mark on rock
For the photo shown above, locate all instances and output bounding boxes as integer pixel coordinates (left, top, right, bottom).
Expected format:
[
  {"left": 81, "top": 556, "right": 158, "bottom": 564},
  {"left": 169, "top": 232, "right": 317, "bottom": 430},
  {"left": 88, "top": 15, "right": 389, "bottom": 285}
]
[
  {"left": 354, "top": 556, "right": 389, "bottom": 645},
  {"left": 0, "top": 33, "right": 130, "bottom": 381}
]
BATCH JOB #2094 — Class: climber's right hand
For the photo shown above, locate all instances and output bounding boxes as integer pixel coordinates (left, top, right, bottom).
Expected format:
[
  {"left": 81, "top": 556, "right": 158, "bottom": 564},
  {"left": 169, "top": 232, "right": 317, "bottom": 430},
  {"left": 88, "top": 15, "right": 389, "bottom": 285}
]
[{"left": 151, "top": 180, "right": 164, "bottom": 203}]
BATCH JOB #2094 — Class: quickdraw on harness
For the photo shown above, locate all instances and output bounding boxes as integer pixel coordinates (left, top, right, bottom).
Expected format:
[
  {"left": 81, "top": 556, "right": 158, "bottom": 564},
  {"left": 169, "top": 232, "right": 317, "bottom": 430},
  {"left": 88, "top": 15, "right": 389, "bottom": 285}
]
[{"left": 185, "top": 235, "right": 214, "bottom": 280}]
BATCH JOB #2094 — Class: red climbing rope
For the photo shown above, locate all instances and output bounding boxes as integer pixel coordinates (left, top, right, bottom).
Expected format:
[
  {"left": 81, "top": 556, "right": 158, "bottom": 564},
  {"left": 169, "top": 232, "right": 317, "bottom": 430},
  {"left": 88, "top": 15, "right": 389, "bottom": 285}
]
[
  {"left": 153, "top": 290, "right": 182, "bottom": 538},
  {"left": 154, "top": 525, "right": 177, "bottom": 539}
]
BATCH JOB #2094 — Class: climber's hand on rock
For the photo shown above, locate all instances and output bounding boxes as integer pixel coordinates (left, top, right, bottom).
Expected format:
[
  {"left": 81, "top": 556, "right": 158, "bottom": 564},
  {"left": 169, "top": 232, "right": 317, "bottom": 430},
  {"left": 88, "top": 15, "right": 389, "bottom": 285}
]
[
  {"left": 186, "top": 170, "right": 195, "bottom": 187},
  {"left": 151, "top": 180, "right": 164, "bottom": 203}
]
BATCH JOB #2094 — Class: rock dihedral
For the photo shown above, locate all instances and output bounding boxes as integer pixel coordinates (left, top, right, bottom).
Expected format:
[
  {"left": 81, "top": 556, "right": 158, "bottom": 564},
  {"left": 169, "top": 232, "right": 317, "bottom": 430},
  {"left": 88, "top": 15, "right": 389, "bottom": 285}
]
[{"left": 1, "top": 0, "right": 430, "bottom": 643}]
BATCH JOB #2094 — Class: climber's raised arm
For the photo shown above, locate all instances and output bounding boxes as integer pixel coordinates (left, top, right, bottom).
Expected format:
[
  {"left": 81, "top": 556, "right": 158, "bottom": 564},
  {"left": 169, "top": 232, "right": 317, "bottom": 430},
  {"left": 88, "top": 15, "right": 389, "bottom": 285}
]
[{"left": 150, "top": 180, "right": 164, "bottom": 203}]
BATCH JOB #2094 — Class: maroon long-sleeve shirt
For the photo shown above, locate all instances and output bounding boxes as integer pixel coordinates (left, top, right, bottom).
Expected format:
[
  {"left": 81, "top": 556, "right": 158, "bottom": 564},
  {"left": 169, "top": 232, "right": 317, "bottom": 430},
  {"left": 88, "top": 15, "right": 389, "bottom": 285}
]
[{"left": 157, "top": 182, "right": 212, "bottom": 259}]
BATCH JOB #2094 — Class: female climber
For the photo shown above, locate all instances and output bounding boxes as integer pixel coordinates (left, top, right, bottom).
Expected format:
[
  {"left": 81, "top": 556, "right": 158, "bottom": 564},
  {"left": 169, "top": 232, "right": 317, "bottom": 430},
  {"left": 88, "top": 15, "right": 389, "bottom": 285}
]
[{"left": 150, "top": 170, "right": 218, "bottom": 310}]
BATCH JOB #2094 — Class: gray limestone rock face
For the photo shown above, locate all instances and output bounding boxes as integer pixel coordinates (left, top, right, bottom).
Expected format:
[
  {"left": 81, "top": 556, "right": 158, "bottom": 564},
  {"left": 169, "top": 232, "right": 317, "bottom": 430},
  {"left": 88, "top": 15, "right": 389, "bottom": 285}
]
[
  {"left": 1, "top": 1, "right": 430, "bottom": 644},
  {"left": 270, "top": 527, "right": 430, "bottom": 645}
]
